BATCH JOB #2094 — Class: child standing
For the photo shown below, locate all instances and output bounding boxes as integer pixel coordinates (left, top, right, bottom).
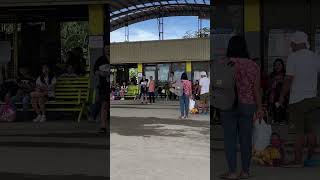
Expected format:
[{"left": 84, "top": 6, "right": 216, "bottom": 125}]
[
  {"left": 0, "top": 93, "right": 16, "bottom": 122},
  {"left": 120, "top": 82, "right": 128, "bottom": 101}
]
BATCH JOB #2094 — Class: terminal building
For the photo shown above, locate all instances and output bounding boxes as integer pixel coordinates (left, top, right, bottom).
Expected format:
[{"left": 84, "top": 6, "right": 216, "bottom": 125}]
[{"left": 110, "top": 37, "right": 210, "bottom": 85}]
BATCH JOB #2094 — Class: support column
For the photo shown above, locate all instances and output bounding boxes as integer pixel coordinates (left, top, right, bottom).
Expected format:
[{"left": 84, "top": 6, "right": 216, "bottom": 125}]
[
  {"left": 46, "top": 17, "right": 61, "bottom": 66},
  {"left": 244, "top": 0, "right": 261, "bottom": 60},
  {"left": 88, "top": 4, "right": 110, "bottom": 103},
  {"left": 137, "top": 63, "right": 143, "bottom": 82},
  {"left": 186, "top": 61, "right": 192, "bottom": 81}
]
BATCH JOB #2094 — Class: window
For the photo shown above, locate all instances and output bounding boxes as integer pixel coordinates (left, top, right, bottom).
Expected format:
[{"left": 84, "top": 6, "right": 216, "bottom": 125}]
[
  {"left": 144, "top": 66, "right": 156, "bottom": 80},
  {"left": 192, "top": 62, "right": 210, "bottom": 82},
  {"left": 157, "top": 64, "right": 170, "bottom": 82},
  {"left": 172, "top": 63, "right": 186, "bottom": 80}
]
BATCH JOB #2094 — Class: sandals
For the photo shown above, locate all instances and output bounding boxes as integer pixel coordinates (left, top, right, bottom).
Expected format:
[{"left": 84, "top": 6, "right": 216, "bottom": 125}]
[
  {"left": 219, "top": 172, "right": 252, "bottom": 180},
  {"left": 239, "top": 172, "right": 251, "bottom": 179},
  {"left": 219, "top": 172, "right": 239, "bottom": 180},
  {"left": 98, "top": 128, "right": 107, "bottom": 134},
  {"left": 283, "top": 161, "right": 304, "bottom": 168}
]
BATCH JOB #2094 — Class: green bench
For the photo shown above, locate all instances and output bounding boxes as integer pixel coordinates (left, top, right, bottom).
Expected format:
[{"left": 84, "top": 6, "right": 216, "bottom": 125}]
[
  {"left": 125, "top": 85, "right": 139, "bottom": 99},
  {"left": 6, "top": 77, "right": 90, "bottom": 122}
]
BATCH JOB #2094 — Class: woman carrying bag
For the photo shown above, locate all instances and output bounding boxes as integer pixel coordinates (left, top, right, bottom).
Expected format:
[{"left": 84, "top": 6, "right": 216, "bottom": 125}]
[{"left": 176, "top": 72, "right": 192, "bottom": 120}]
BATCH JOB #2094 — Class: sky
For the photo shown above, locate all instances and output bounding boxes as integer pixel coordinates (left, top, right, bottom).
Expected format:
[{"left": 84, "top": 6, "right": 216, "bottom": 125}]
[{"left": 111, "top": 16, "right": 210, "bottom": 42}]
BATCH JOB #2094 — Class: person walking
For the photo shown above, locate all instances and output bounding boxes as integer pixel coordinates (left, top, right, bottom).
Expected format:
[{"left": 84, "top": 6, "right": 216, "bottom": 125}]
[
  {"left": 148, "top": 76, "right": 156, "bottom": 104},
  {"left": 199, "top": 71, "right": 210, "bottom": 114},
  {"left": 177, "top": 72, "right": 192, "bottom": 120},
  {"left": 139, "top": 76, "right": 148, "bottom": 104},
  {"left": 219, "top": 35, "right": 262, "bottom": 179},
  {"left": 93, "top": 55, "right": 109, "bottom": 134},
  {"left": 278, "top": 31, "right": 320, "bottom": 167}
]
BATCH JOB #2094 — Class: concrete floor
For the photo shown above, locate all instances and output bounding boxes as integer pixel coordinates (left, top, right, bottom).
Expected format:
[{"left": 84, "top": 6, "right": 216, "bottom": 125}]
[
  {"left": 111, "top": 100, "right": 319, "bottom": 180},
  {"left": 0, "top": 122, "right": 108, "bottom": 179},
  {"left": 110, "top": 100, "right": 210, "bottom": 180},
  {"left": 213, "top": 151, "right": 320, "bottom": 180},
  {"left": 0, "top": 100, "right": 318, "bottom": 180}
]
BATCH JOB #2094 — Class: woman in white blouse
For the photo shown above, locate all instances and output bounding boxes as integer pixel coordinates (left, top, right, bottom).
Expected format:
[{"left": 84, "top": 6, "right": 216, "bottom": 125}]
[{"left": 30, "top": 64, "right": 56, "bottom": 122}]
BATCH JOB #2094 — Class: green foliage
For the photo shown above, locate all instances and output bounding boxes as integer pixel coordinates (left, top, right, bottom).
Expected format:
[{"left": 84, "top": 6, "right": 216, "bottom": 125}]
[
  {"left": 60, "top": 22, "right": 89, "bottom": 62},
  {"left": 129, "top": 68, "right": 138, "bottom": 78},
  {"left": 183, "top": 27, "right": 210, "bottom": 39}
]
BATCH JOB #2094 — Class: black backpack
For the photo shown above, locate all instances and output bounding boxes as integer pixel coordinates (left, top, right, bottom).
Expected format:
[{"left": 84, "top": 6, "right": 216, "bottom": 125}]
[{"left": 212, "top": 59, "right": 238, "bottom": 110}]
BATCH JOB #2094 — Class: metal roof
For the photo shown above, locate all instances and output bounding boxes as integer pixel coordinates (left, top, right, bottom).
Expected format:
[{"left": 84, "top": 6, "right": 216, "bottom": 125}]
[
  {"left": 109, "top": 0, "right": 210, "bottom": 31},
  {"left": 0, "top": 0, "right": 211, "bottom": 31}
]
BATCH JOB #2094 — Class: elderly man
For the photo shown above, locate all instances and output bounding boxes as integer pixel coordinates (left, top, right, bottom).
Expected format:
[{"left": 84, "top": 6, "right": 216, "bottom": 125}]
[
  {"left": 199, "top": 71, "right": 210, "bottom": 114},
  {"left": 278, "top": 31, "right": 320, "bottom": 167}
]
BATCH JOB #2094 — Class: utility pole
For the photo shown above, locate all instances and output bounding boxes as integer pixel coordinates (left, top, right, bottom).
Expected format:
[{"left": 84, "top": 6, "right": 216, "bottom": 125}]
[
  {"left": 158, "top": 17, "right": 164, "bottom": 40},
  {"left": 125, "top": 24, "right": 129, "bottom": 42}
]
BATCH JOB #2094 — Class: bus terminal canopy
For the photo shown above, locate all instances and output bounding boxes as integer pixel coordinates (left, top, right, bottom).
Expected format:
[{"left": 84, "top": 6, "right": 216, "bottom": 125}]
[
  {"left": 109, "top": 0, "right": 210, "bottom": 31},
  {"left": 0, "top": 0, "right": 210, "bottom": 31}
]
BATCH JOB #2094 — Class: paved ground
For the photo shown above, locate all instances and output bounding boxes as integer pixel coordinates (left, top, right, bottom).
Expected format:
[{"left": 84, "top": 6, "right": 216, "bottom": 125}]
[
  {"left": 111, "top": 100, "right": 210, "bottom": 121},
  {"left": 0, "top": 121, "right": 108, "bottom": 180},
  {"left": 1, "top": 100, "right": 318, "bottom": 180},
  {"left": 213, "top": 151, "right": 320, "bottom": 180},
  {"left": 111, "top": 100, "right": 320, "bottom": 180},
  {"left": 0, "top": 121, "right": 108, "bottom": 179},
  {"left": 110, "top": 100, "right": 210, "bottom": 180}
]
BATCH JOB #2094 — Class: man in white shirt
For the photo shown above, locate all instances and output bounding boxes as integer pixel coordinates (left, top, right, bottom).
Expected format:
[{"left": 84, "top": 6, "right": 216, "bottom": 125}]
[
  {"left": 278, "top": 31, "right": 320, "bottom": 167},
  {"left": 199, "top": 71, "right": 210, "bottom": 114}
]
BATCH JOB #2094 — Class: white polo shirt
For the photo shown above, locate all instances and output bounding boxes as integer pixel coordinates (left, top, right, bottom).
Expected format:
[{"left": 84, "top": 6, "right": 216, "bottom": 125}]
[
  {"left": 199, "top": 76, "right": 210, "bottom": 95},
  {"left": 286, "top": 49, "right": 320, "bottom": 104}
]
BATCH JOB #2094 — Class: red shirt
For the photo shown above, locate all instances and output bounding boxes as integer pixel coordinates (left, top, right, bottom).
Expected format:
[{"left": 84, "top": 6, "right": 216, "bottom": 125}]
[
  {"left": 182, "top": 80, "right": 192, "bottom": 96},
  {"left": 148, "top": 80, "right": 155, "bottom": 92},
  {"left": 232, "top": 58, "right": 260, "bottom": 104}
]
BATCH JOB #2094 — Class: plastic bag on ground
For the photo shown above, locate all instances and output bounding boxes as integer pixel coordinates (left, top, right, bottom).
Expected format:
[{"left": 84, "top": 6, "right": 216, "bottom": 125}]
[
  {"left": 253, "top": 118, "right": 272, "bottom": 151},
  {"left": 189, "top": 98, "right": 195, "bottom": 111}
]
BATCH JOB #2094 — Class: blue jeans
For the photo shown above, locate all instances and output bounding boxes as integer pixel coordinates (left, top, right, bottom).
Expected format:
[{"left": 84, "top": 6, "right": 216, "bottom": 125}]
[
  {"left": 11, "top": 95, "right": 31, "bottom": 112},
  {"left": 220, "top": 104, "right": 256, "bottom": 173},
  {"left": 179, "top": 94, "right": 189, "bottom": 117}
]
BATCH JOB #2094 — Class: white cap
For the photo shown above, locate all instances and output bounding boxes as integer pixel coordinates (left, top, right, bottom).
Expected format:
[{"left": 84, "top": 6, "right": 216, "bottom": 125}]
[
  {"left": 290, "top": 31, "right": 310, "bottom": 48},
  {"left": 200, "top": 71, "right": 207, "bottom": 76}
]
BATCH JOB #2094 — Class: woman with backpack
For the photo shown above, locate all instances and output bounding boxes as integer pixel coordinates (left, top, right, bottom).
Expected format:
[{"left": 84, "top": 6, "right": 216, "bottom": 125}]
[
  {"left": 177, "top": 72, "right": 192, "bottom": 120},
  {"left": 217, "top": 35, "right": 263, "bottom": 179}
]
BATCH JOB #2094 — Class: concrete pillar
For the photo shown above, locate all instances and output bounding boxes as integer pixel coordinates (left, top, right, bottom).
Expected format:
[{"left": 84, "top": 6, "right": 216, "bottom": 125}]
[
  {"left": 88, "top": 4, "right": 110, "bottom": 103},
  {"left": 244, "top": 0, "right": 261, "bottom": 60},
  {"left": 137, "top": 63, "right": 143, "bottom": 82},
  {"left": 186, "top": 61, "right": 192, "bottom": 81},
  {"left": 45, "top": 17, "right": 61, "bottom": 66}
]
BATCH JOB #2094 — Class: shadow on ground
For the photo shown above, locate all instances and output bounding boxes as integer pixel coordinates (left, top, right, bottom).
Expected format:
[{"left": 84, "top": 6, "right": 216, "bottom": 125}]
[
  {"left": 111, "top": 116, "right": 209, "bottom": 137},
  {"left": 0, "top": 172, "right": 108, "bottom": 180}
]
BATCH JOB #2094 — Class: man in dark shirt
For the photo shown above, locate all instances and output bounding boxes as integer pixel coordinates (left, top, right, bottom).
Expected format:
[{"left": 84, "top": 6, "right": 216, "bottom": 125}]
[{"left": 94, "top": 56, "right": 109, "bottom": 133}]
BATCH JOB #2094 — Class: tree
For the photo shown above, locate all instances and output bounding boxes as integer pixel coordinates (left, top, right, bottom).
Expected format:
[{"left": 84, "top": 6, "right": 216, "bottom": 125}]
[
  {"left": 182, "top": 27, "right": 210, "bottom": 39},
  {"left": 60, "top": 22, "right": 89, "bottom": 62}
]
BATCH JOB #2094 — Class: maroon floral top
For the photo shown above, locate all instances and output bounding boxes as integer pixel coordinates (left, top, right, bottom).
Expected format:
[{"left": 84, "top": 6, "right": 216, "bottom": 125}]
[{"left": 232, "top": 58, "right": 260, "bottom": 104}]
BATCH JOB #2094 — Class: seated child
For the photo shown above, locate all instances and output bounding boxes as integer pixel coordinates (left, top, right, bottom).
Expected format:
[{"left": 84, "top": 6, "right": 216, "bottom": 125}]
[
  {"left": 253, "top": 132, "right": 285, "bottom": 167},
  {"left": 0, "top": 93, "right": 16, "bottom": 122}
]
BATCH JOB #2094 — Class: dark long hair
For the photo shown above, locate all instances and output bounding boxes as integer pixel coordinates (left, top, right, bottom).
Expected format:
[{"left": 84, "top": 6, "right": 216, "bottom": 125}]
[
  {"left": 40, "top": 65, "right": 55, "bottom": 85},
  {"left": 270, "top": 58, "right": 286, "bottom": 78},
  {"left": 181, "top": 72, "right": 188, "bottom": 80},
  {"left": 226, "top": 35, "right": 250, "bottom": 59}
]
